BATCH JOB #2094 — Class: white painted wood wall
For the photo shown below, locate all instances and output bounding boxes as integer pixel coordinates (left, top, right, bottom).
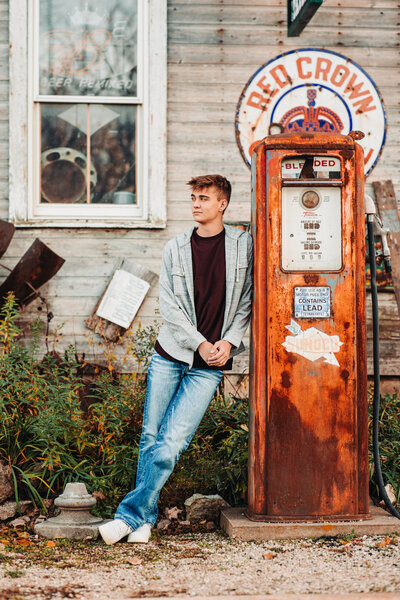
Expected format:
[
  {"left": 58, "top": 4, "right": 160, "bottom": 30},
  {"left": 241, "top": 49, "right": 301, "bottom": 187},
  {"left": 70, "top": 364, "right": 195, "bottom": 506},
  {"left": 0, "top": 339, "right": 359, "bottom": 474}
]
[{"left": 0, "top": 0, "right": 399, "bottom": 376}]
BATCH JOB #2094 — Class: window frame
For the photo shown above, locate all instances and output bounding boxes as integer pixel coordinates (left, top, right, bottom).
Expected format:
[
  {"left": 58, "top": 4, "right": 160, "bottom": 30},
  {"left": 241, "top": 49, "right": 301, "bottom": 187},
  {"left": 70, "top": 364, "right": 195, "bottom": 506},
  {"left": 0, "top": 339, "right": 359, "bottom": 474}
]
[{"left": 9, "top": 0, "right": 167, "bottom": 228}]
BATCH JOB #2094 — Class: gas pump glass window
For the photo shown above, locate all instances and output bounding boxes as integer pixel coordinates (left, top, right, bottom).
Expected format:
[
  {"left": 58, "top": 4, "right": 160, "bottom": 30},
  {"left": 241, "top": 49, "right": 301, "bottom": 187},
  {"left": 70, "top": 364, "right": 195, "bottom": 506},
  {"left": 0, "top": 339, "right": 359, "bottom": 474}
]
[
  {"left": 37, "top": 0, "right": 138, "bottom": 206},
  {"left": 281, "top": 155, "right": 342, "bottom": 272},
  {"left": 281, "top": 155, "right": 341, "bottom": 180}
]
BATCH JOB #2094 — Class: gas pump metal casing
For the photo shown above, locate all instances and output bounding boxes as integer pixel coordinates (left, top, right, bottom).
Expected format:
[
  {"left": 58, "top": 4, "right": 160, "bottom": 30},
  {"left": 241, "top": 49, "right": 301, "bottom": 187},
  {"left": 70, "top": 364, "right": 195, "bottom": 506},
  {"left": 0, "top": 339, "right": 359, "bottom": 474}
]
[{"left": 249, "top": 132, "right": 369, "bottom": 521}]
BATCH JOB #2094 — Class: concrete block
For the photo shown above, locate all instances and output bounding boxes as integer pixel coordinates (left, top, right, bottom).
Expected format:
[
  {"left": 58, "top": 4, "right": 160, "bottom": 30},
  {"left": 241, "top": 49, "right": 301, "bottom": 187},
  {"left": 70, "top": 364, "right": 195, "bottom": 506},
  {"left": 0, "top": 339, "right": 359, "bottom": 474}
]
[{"left": 220, "top": 506, "right": 400, "bottom": 541}]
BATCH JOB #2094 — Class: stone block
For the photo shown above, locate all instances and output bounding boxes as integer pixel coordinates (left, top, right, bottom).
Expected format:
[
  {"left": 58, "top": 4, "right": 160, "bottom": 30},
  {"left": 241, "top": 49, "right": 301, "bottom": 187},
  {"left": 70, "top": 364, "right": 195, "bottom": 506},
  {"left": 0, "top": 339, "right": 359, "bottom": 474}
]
[
  {"left": 0, "top": 460, "right": 13, "bottom": 503},
  {"left": 184, "top": 493, "right": 230, "bottom": 523},
  {"left": 0, "top": 500, "right": 32, "bottom": 521}
]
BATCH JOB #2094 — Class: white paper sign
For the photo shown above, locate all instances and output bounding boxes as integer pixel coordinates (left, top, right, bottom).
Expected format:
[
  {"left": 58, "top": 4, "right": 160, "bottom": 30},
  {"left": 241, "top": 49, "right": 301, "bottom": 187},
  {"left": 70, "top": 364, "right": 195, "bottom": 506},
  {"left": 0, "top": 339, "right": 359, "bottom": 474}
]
[{"left": 96, "top": 269, "right": 150, "bottom": 328}]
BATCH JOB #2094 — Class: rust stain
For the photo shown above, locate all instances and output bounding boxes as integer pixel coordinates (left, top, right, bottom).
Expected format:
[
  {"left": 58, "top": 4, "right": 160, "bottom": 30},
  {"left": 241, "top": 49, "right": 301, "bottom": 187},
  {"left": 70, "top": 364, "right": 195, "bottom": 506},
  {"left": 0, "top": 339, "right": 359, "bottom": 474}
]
[
  {"left": 281, "top": 371, "right": 291, "bottom": 388},
  {"left": 0, "top": 239, "right": 65, "bottom": 308},
  {"left": 304, "top": 274, "right": 320, "bottom": 285},
  {"left": 341, "top": 369, "right": 350, "bottom": 381}
]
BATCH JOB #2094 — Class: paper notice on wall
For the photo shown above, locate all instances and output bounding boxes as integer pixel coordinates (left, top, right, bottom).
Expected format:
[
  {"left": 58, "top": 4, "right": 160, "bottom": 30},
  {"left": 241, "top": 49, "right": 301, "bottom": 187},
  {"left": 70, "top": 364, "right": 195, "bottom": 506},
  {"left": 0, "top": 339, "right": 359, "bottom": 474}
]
[{"left": 96, "top": 269, "right": 150, "bottom": 329}]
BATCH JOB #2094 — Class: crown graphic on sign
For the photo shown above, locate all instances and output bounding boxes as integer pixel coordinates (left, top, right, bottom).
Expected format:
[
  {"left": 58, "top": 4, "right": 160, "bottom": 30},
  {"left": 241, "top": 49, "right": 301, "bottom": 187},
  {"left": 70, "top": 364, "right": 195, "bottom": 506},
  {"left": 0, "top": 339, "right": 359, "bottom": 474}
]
[
  {"left": 68, "top": 4, "right": 107, "bottom": 27},
  {"left": 280, "top": 89, "right": 344, "bottom": 134}
]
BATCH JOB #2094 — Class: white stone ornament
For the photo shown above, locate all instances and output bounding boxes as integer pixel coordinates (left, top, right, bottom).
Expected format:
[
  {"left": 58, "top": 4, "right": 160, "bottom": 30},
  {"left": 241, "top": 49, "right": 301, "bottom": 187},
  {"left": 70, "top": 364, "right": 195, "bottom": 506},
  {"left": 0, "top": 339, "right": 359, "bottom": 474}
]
[{"left": 34, "top": 482, "right": 104, "bottom": 539}]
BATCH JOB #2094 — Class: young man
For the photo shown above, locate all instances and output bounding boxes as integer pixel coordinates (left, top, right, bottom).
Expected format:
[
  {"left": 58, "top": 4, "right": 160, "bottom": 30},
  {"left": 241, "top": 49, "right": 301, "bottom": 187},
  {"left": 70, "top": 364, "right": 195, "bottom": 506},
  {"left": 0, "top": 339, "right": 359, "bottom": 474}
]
[{"left": 99, "top": 174, "right": 253, "bottom": 545}]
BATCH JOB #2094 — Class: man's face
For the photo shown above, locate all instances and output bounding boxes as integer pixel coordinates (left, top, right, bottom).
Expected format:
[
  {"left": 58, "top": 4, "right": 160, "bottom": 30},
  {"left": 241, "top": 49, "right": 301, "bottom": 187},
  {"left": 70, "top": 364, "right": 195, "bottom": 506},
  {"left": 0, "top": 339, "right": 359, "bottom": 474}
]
[{"left": 190, "top": 185, "right": 227, "bottom": 225}]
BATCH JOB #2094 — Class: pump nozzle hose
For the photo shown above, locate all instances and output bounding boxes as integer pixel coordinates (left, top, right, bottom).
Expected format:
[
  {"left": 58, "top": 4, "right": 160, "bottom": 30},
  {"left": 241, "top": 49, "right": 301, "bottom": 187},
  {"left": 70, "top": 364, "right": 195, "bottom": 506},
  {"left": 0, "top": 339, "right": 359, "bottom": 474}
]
[
  {"left": 367, "top": 220, "right": 400, "bottom": 520},
  {"left": 365, "top": 195, "right": 392, "bottom": 273}
]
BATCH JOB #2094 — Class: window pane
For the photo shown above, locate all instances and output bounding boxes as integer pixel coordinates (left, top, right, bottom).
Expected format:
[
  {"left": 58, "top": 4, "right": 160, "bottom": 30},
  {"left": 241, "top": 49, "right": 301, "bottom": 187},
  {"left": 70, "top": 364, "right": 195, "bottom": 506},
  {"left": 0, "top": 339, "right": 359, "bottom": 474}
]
[
  {"left": 41, "top": 103, "right": 89, "bottom": 203},
  {"left": 39, "top": 0, "right": 138, "bottom": 97},
  {"left": 91, "top": 105, "right": 137, "bottom": 204},
  {"left": 40, "top": 103, "right": 136, "bottom": 204}
]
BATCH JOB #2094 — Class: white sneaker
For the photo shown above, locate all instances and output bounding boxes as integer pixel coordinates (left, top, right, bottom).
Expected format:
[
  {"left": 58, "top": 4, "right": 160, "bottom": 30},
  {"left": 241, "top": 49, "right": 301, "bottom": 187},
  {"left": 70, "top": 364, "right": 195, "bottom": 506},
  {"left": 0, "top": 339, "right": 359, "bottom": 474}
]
[
  {"left": 99, "top": 519, "right": 133, "bottom": 545},
  {"left": 127, "top": 523, "right": 152, "bottom": 543}
]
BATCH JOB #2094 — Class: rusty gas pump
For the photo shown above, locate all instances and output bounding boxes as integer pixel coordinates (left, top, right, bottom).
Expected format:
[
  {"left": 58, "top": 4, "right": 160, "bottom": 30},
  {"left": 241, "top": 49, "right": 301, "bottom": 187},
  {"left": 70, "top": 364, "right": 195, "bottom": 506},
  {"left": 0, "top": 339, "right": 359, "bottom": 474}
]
[{"left": 248, "top": 131, "right": 369, "bottom": 521}]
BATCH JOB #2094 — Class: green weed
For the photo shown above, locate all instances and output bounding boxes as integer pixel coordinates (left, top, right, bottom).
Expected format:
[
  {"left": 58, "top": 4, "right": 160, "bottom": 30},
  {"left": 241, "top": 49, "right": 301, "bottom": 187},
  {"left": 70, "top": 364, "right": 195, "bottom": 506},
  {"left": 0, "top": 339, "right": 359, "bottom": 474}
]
[{"left": 5, "top": 569, "right": 25, "bottom": 578}]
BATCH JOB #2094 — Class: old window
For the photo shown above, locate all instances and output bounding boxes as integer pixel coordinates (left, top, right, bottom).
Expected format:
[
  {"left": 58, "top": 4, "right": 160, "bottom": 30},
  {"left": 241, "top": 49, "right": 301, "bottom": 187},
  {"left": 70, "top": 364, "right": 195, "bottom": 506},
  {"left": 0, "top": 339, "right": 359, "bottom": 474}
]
[{"left": 9, "top": 0, "right": 166, "bottom": 227}]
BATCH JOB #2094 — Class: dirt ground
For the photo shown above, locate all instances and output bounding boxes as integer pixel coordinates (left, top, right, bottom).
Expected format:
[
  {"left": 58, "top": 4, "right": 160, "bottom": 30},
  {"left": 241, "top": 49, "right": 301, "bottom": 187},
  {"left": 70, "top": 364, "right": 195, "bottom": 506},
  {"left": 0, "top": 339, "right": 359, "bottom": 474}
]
[{"left": 1, "top": 521, "right": 400, "bottom": 600}]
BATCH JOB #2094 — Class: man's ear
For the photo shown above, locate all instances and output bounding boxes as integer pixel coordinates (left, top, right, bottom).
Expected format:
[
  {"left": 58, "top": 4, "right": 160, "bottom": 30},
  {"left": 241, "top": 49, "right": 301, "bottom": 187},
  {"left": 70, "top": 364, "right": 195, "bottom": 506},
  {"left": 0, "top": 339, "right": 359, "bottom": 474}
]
[{"left": 220, "top": 198, "right": 228, "bottom": 212}]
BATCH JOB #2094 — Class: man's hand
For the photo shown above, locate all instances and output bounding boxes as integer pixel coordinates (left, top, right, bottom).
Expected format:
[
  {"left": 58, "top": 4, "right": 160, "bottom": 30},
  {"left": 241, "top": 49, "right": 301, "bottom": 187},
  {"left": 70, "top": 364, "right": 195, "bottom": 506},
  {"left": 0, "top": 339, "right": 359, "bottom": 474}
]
[
  {"left": 207, "top": 340, "right": 232, "bottom": 367},
  {"left": 198, "top": 341, "right": 214, "bottom": 363}
]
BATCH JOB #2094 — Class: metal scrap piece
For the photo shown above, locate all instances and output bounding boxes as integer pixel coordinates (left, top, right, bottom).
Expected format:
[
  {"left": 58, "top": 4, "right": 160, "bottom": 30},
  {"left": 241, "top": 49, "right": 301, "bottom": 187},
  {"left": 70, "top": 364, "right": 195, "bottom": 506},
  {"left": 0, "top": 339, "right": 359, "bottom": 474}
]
[{"left": 0, "top": 238, "right": 65, "bottom": 307}]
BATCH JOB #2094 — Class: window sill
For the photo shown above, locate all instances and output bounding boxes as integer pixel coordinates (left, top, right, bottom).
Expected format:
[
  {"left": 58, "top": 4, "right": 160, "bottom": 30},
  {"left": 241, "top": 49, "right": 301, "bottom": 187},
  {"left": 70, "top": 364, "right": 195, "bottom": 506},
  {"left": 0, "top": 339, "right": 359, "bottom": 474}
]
[{"left": 10, "top": 216, "right": 166, "bottom": 229}]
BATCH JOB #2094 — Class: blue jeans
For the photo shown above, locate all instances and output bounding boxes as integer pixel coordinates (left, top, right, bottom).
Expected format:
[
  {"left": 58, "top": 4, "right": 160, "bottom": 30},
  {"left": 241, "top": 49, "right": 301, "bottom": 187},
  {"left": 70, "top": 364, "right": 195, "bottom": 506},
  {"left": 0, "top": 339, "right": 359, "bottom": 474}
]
[{"left": 115, "top": 351, "right": 223, "bottom": 531}]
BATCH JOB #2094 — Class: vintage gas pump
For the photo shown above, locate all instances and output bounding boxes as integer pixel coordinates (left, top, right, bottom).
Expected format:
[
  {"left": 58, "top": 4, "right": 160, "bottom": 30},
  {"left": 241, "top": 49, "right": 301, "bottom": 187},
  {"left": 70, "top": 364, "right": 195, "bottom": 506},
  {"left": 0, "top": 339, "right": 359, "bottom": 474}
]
[{"left": 249, "top": 131, "right": 369, "bottom": 521}]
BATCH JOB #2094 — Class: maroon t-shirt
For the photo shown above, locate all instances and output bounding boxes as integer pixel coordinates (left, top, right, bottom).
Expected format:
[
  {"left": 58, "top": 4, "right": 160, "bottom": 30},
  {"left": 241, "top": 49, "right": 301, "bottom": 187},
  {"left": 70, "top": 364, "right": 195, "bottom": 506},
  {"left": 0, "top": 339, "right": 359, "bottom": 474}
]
[{"left": 155, "top": 227, "right": 233, "bottom": 370}]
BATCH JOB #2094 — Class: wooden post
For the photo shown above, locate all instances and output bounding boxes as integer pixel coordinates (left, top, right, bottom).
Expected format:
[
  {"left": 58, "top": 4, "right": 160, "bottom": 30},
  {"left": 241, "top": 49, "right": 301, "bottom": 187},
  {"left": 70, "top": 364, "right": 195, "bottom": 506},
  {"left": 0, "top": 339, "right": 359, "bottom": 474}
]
[{"left": 372, "top": 180, "right": 400, "bottom": 318}]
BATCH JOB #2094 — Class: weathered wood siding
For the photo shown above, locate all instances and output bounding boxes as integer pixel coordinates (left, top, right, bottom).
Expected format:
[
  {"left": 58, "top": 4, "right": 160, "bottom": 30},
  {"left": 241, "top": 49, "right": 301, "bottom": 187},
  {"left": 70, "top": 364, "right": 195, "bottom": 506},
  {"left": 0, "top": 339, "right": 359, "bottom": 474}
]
[{"left": 0, "top": 0, "right": 399, "bottom": 375}]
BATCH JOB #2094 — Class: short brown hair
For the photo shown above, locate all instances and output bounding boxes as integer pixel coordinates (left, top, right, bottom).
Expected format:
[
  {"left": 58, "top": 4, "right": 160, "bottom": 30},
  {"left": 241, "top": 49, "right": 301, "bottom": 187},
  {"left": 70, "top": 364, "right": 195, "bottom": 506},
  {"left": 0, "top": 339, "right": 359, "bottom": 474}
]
[{"left": 187, "top": 174, "right": 231, "bottom": 205}]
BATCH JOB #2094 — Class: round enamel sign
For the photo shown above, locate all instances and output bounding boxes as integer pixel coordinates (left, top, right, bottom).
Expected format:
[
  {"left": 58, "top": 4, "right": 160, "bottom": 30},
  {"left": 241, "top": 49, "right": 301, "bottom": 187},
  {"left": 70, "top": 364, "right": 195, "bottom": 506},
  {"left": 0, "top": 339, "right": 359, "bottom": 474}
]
[{"left": 235, "top": 49, "right": 386, "bottom": 175}]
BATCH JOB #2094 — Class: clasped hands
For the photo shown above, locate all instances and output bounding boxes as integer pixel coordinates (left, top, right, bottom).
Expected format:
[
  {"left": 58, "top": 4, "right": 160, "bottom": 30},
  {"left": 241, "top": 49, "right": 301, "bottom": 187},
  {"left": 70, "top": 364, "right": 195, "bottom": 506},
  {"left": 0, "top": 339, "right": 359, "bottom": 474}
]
[{"left": 198, "top": 340, "right": 232, "bottom": 367}]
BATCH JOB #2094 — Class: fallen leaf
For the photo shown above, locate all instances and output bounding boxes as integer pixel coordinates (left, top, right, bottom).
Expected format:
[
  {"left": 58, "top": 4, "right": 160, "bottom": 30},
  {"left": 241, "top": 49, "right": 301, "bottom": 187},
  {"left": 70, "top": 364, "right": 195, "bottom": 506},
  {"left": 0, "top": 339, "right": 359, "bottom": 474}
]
[
  {"left": 46, "top": 540, "right": 56, "bottom": 547},
  {"left": 17, "top": 532, "right": 29, "bottom": 539},
  {"left": 164, "top": 506, "right": 183, "bottom": 520},
  {"left": 263, "top": 552, "right": 277, "bottom": 560},
  {"left": 378, "top": 536, "right": 392, "bottom": 546},
  {"left": 9, "top": 518, "right": 27, "bottom": 528},
  {"left": 127, "top": 557, "right": 143, "bottom": 565},
  {"left": 157, "top": 519, "right": 171, "bottom": 531},
  {"left": 92, "top": 491, "right": 106, "bottom": 501},
  {"left": 16, "top": 537, "right": 31, "bottom": 546},
  {"left": 0, "top": 543, "right": 5, "bottom": 551}
]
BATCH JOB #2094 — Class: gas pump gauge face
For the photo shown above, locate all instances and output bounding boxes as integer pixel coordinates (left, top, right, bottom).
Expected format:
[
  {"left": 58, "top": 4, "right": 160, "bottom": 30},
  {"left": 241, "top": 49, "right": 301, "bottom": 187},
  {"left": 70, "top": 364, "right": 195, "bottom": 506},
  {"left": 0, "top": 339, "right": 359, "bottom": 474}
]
[
  {"left": 281, "top": 186, "right": 342, "bottom": 271},
  {"left": 301, "top": 190, "right": 320, "bottom": 210}
]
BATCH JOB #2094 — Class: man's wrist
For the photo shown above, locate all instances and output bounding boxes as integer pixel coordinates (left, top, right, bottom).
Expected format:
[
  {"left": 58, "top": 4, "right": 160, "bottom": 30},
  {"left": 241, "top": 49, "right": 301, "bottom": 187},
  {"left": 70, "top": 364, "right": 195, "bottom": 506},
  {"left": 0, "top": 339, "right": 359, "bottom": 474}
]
[{"left": 197, "top": 340, "right": 210, "bottom": 351}]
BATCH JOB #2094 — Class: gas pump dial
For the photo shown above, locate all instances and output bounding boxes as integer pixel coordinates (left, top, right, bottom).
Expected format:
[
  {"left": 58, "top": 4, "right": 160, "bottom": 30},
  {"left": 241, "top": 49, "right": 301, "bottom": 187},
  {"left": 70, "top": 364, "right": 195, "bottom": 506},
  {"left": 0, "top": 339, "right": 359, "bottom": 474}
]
[{"left": 301, "top": 190, "right": 320, "bottom": 210}]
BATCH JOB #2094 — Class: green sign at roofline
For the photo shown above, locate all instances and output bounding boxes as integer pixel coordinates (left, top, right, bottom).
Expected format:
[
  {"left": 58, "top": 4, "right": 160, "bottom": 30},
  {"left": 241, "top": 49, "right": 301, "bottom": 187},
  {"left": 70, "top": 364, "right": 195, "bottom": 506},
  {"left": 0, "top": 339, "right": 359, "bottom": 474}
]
[{"left": 287, "top": 0, "right": 324, "bottom": 37}]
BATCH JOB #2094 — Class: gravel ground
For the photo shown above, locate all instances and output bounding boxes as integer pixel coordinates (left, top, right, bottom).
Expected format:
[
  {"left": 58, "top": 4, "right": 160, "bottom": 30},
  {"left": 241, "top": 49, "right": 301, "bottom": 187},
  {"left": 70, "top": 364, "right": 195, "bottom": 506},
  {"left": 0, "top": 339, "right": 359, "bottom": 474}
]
[{"left": 1, "top": 530, "right": 400, "bottom": 600}]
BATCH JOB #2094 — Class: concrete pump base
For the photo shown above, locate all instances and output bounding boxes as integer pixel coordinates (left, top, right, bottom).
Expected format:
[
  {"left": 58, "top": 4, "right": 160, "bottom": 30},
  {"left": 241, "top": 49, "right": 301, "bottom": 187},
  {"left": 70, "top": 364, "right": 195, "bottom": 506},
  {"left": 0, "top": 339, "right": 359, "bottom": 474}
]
[{"left": 220, "top": 505, "right": 400, "bottom": 541}]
